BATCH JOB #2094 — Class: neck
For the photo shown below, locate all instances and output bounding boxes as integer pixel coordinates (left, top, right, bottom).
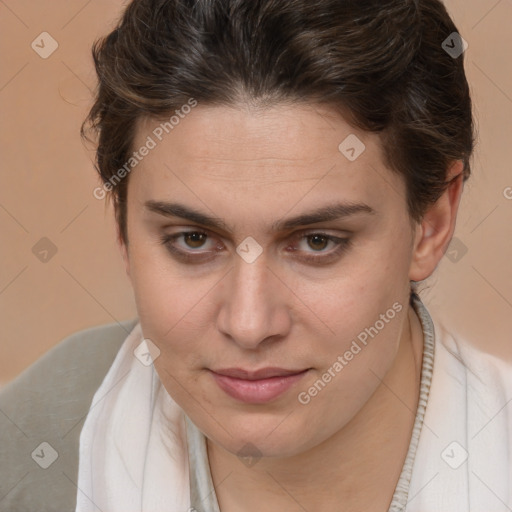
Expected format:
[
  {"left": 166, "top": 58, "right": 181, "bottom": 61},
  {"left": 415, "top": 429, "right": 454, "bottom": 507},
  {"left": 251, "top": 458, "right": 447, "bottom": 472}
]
[{"left": 207, "top": 305, "right": 425, "bottom": 512}]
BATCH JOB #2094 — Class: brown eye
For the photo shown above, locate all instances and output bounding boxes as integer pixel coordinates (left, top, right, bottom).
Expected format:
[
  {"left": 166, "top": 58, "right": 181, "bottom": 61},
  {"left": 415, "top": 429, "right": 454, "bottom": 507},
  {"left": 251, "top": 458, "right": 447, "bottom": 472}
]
[
  {"left": 160, "top": 230, "right": 222, "bottom": 264},
  {"left": 183, "top": 232, "right": 208, "bottom": 248},
  {"left": 290, "top": 231, "right": 353, "bottom": 265},
  {"left": 307, "top": 234, "right": 329, "bottom": 251}
]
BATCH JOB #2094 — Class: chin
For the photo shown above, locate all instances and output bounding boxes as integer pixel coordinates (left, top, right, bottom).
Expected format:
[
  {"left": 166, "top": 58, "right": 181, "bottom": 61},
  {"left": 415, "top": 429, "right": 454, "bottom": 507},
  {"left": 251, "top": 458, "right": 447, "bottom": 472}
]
[
  {"left": 203, "top": 412, "right": 317, "bottom": 460},
  {"left": 215, "top": 433, "right": 304, "bottom": 460}
]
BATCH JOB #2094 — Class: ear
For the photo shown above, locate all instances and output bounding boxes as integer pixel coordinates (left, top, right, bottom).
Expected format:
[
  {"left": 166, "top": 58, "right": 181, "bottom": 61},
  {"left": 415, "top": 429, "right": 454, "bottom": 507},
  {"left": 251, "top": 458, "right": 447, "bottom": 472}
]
[
  {"left": 409, "top": 161, "right": 465, "bottom": 283},
  {"left": 116, "top": 224, "right": 131, "bottom": 278}
]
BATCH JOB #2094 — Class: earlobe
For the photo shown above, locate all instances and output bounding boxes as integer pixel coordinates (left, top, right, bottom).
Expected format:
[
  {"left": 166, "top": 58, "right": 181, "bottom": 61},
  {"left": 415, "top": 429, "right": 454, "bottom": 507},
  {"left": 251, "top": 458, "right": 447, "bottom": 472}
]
[{"left": 409, "top": 161, "right": 465, "bottom": 283}]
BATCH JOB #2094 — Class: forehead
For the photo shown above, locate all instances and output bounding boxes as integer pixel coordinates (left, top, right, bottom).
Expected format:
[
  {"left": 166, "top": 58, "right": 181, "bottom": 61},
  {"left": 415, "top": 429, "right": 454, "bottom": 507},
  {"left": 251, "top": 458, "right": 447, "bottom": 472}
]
[{"left": 129, "top": 103, "right": 407, "bottom": 222}]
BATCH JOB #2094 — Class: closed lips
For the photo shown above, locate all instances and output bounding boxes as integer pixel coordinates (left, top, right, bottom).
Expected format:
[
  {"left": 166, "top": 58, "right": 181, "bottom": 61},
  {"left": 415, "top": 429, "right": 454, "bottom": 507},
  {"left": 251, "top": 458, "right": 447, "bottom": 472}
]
[
  {"left": 211, "top": 367, "right": 309, "bottom": 380},
  {"left": 209, "top": 367, "right": 311, "bottom": 403}
]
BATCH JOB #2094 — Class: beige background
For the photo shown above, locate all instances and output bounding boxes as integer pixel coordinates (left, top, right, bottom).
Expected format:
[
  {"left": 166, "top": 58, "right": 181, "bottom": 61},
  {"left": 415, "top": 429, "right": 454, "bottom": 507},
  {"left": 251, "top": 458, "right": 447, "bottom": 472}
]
[{"left": 0, "top": 0, "right": 511, "bottom": 385}]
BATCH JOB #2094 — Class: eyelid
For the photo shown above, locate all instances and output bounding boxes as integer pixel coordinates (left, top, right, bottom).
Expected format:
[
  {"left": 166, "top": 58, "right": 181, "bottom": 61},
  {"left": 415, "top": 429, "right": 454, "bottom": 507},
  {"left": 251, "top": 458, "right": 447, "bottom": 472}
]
[
  {"left": 162, "top": 227, "right": 350, "bottom": 246},
  {"left": 291, "top": 226, "right": 352, "bottom": 238},
  {"left": 162, "top": 229, "right": 220, "bottom": 252},
  {"left": 288, "top": 232, "right": 352, "bottom": 264},
  {"left": 160, "top": 228, "right": 352, "bottom": 263},
  {"left": 160, "top": 231, "right": 220, "bottom": 264}
]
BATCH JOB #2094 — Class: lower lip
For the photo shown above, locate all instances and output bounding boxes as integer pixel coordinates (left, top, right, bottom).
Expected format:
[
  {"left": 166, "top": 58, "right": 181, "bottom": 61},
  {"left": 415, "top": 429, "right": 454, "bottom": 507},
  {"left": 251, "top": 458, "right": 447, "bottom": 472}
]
[{"left": 210, "top": 371, "right": 308, "bottom": 404}]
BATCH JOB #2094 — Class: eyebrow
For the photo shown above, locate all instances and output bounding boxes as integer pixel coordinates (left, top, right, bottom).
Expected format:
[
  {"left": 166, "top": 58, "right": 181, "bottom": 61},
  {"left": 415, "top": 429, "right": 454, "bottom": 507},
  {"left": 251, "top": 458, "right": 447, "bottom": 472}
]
[{"left": 144, "top": 200, "right": 376, "bottom": 232}]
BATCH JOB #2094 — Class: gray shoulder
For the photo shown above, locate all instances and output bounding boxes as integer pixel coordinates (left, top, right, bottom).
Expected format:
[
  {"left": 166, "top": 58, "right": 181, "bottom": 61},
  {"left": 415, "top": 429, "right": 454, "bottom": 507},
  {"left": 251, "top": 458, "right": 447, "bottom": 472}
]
[{"left": 0, "top": 319, "right": 137, "bottom": 512}]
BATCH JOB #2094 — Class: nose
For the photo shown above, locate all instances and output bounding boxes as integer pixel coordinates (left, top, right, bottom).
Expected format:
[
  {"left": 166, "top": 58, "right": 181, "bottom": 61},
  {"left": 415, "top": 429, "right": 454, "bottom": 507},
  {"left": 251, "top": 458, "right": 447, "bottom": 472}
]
[{"left": 216, "top": 254, "right": 292, "bottom": 350}]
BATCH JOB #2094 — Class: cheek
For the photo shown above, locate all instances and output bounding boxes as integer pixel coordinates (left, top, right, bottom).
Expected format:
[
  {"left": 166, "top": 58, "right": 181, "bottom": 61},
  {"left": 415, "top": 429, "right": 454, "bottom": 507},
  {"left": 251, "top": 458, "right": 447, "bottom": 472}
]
[
  {"left": 295, "top": 303, "right": 407, "bottom": 442},
  {"left": 302, "top": 238, "right": 409, "bottom": 390},
  {"left": 127, "top": 237, "right": 195, "bottom": 327},
  {"left": 302, "top": 253, "right": 406, "bottom": 347},
  {"left": 130, "top": 268, "right": 220, "bottom": 384}
]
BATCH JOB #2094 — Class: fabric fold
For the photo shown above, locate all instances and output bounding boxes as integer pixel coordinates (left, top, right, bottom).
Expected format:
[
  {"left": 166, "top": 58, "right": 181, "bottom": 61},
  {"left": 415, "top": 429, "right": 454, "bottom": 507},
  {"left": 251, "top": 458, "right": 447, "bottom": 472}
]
[
  {"left": 406, "top": 319, "right": 512, "bottom": 511},
  {"left": 75, "top": 324, "right": 190, "bottom": 512}
]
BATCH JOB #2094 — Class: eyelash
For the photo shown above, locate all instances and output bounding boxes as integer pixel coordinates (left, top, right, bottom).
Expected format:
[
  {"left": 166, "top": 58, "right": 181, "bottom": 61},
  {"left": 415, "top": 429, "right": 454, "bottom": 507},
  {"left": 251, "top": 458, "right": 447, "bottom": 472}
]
[{"left": 160, "top": 230, "right": 352, "bottom": 265}]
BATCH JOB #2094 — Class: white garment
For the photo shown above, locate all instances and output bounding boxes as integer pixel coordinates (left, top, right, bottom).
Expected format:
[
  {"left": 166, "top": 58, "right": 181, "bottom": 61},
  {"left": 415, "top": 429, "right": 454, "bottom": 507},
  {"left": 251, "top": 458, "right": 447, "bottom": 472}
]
[
  {"left": 75, "top": 327, "right": 191, "bottom": 512},
  {"left": 76, "top": 313, "right": 512, "bottom": 512},
  {"left": 406, "top": 320, "right": 512, "bottom": 511}
]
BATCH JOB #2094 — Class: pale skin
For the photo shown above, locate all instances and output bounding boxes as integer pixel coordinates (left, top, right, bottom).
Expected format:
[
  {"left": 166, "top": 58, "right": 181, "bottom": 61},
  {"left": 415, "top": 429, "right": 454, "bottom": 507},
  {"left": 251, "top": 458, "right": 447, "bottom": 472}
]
[{"left": 119, "top": 102, "right": 464, "bottom": 511}]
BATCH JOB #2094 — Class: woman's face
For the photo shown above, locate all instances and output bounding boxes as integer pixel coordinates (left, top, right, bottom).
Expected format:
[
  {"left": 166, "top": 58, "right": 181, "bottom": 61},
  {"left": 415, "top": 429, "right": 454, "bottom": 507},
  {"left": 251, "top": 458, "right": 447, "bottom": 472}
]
[{"left": 122, "top": 102, "right": 419, "bottom": 458}]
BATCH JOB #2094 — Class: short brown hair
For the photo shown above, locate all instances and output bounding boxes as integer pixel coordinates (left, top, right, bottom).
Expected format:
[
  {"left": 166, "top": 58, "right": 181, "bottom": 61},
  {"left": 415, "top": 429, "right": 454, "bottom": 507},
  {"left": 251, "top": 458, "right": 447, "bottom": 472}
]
[{"left": 82, "top": 0, "right": 474, "bottom": 248}]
